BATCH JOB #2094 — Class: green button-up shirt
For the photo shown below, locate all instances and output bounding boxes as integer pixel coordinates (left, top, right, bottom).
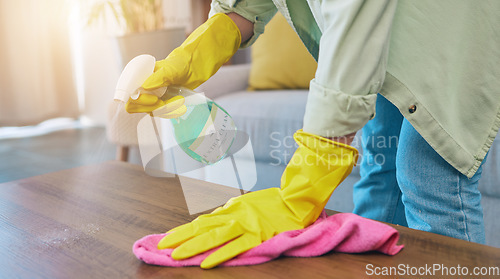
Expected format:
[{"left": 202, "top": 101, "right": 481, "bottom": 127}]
[{"left": 210, "top": 0, "right": 500, "bottom": 178}]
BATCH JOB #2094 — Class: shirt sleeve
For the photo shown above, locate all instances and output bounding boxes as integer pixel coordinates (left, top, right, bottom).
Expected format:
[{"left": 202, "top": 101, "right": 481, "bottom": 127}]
[
  {"left": 303, "top": 0, "right": 398, "bottom": 137},
  {"left": 210, "top": 0, "right": 277, "bottom": 48}
]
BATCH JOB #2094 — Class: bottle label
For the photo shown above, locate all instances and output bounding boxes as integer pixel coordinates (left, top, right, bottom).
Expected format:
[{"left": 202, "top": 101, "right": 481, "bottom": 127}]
[{"left": 188, "top": 105, "right": 236, "bottom": 163}]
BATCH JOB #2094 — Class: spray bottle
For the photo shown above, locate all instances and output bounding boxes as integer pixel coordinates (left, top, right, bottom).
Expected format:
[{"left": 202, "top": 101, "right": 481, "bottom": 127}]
[{"left": 113, "top": 54, "right": 237, "bottom": 165}]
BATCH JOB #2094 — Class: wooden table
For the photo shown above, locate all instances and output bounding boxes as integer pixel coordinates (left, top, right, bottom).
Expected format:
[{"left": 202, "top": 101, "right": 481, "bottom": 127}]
[{"left": 1, "top": 161, "right": 499, "bottom": 278}]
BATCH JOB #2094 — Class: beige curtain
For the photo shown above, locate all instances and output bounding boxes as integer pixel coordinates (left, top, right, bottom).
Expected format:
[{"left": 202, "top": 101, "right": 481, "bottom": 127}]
[{"left": 0, "top": 0, "right": 79, "bottom": 126}]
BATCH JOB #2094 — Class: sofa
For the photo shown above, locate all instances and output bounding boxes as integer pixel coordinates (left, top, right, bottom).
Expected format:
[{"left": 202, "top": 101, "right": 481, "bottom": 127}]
[{"left": 195, "top": 31, "right": 500, "bottom": 248}]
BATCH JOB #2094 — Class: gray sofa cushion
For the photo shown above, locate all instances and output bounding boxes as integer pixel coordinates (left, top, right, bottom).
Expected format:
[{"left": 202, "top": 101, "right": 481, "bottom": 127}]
[{"left": 215, "top": 90, "right": 308, "bottom": 164}]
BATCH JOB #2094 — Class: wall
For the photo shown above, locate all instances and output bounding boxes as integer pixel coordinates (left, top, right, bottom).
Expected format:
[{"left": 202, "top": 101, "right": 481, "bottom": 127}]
[{"left": 73, "top": 0, "right": 193, "bottom": 126}]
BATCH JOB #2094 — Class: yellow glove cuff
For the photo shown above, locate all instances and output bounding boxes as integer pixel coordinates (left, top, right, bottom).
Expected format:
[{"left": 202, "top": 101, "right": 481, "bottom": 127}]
[{"left": 293, "top": 129, "right": 359, "bottom": 167}]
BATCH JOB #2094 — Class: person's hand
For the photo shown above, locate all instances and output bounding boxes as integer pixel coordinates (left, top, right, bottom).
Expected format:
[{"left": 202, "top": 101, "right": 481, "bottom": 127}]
[
  {"left": 125, "top": 13, "right": 240, "bottom": 118},
  {"left": 158, "top": 130, "right": 358, "bottom": 269}
]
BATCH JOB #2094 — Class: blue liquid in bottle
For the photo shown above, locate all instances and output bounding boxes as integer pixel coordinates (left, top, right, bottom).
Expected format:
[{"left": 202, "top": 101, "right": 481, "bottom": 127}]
[{"left": 165, "top": 86, "right": 236, "bottom": 165}]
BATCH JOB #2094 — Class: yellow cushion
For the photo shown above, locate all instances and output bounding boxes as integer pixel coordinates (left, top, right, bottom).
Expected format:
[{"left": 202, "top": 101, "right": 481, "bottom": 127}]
[{"left": 248, "top": 13, "right": 318, "bottom": 90}]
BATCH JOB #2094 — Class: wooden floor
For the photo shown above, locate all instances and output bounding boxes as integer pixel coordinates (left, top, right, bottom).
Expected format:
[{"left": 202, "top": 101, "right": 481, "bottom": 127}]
[{"left": 0, "top": 127, "right": 141, "bottom": 183}]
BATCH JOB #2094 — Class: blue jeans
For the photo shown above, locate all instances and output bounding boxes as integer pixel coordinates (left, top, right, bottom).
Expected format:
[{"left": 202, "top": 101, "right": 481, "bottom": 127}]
[{"left": 353, "top": 94, "right": 486, "bottom": 244}]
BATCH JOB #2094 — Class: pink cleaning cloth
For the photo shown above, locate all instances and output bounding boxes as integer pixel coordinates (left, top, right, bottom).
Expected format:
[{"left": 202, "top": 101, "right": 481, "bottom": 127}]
[{"left": 133, "top": 212, "right": 404, "bottom": 267}]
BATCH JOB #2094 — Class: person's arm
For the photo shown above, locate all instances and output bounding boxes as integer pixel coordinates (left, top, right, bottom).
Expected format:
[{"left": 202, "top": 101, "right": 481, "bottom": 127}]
[
  {"left": 157, "top": 130, "right": 358, "bottom": 269},
  {"left": 226, "top": 12, "right": 254, "bottom": 44},
  {"left": 225, "top": 11, "right": 358, "bottom": 145},
  {"left": 210, "top": 0, "right": 277, "bottom": 48},
  {"left": 303, "top": 0, "right": 399, "bottom": 141}
]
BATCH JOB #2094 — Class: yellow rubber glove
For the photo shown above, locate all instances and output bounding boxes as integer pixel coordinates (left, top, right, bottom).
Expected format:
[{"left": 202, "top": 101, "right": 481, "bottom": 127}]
[
  {"left": 143, "top": 13, "right": 241, "bottom": 91},
  {"left": 158, "top": 130, "right": 358, "bottom": 269},
  {"left": 125, "top": 13, "right": 241, "bottom": 117}
]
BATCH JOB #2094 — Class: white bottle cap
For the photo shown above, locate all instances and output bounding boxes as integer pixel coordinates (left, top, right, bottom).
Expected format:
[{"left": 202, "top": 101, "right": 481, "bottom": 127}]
[{"left": 114, "top": 54, "right": 156, "bottom": 102}]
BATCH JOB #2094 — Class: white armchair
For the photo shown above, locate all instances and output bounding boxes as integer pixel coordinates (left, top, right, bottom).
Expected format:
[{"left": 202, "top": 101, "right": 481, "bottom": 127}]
[{"left": 106, "top": 101, "right": 144, "bottom": 161}]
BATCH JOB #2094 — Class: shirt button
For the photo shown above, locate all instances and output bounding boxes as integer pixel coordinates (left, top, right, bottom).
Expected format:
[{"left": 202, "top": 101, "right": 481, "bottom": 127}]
[{"left": 409, "top": 105, "right": 417, "bottom": 113}]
